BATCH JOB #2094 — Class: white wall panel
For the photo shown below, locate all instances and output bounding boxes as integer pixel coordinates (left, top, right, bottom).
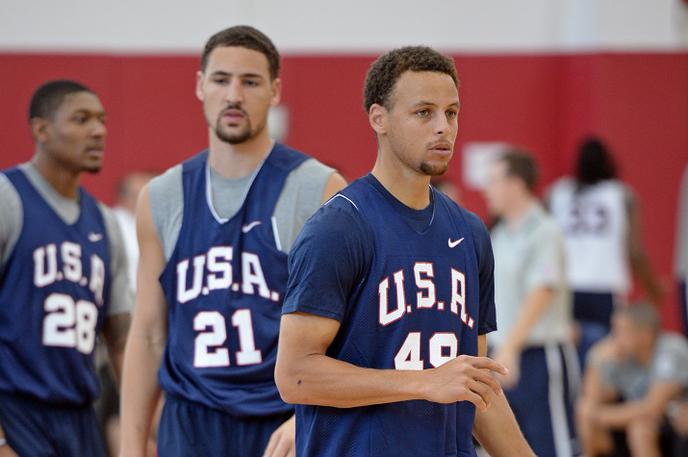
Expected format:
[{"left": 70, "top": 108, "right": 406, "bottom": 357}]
[{"left": 1, "top": 0, "right": 686, "bottom": 52}]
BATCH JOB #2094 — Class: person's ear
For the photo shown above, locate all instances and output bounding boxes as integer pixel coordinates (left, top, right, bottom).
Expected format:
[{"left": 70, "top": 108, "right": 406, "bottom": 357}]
[
  {"left": 195, "top": 71, "right": 205, "bottom": 102},
  {"left": 270, "top": 78, "right": 282, "bottom": 106},
  {"left": 368, "top": 103, "right": 388, "bottom": 135},
  {"left": 30, "top": 117, "right": 49, "bottom": 144}
]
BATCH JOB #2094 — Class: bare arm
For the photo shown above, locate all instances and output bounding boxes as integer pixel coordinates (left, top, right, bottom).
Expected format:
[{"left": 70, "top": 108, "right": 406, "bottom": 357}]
[
  {"left": 580, "top": 338, "right": 620, "bottom": 406},
  {"left": 102, "top": 312, "right": 131, "bottom": 388},
  {"left": 595, "top": 382, "right": 683, "bottom": 429},
  {"left": 472, "top": 335, "right": 534, "bottom": 457},
  {"left": 626, "top": 190, "right": 663, "bottom": 304},
  {"left": 320, "top": 172, "right": 347, "bottom": 204},
  {"left": 275, "top": 312, "right": 506, "bottom": 409},
  {"left": 493, "top": 287, "right": 554, "bottom": 386},
  {"left": 120, "top": 186, "right": 168, "bottom": 457}
]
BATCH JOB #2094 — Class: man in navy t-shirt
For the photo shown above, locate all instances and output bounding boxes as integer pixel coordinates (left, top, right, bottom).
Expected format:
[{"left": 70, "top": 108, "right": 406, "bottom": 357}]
[{"left": 276, "top": 46, "right": 534, "bottom": 457}]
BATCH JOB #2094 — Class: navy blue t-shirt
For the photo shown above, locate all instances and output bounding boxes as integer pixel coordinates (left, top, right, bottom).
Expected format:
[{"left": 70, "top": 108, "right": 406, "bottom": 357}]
[{"left": 283, "top": 174, "right": 496, "bottom": 457}]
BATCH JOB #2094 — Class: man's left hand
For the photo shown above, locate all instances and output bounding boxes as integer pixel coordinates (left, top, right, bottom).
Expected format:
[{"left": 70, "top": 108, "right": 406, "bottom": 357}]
[{"left": 263, "top": 415, "right": 295, "bottom": 457}]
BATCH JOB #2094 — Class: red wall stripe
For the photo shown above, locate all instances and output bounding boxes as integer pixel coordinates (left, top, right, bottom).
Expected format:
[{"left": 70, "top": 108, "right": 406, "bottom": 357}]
[{"left": 1, "top": 52, "right": 686, "bottom": 329}]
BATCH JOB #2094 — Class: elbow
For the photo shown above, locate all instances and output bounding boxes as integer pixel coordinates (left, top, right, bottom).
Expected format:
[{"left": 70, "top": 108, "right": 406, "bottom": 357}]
[{"left": 274, "top": 362, "right": 303, "bottom": 405}]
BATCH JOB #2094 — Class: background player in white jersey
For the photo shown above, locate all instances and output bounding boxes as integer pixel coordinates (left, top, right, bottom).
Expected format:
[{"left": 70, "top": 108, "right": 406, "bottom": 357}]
[
  {"left": 548, "top": 137, "right": 663, "bottom": 365},
  {"left": 485, "top": 149, "right": 578, "bottom": 456},
  {"left": 0, "top": 80, "right": 132, "bottom": 456},
  {"left": 120, "top": 26, "right": 345, "bottom": 457}
]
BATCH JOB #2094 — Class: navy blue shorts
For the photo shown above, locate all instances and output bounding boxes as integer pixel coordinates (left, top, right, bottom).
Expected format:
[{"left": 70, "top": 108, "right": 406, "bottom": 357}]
[
  {"left": 679, "top": 279, "right": 687, "bottom": 337},
  {"left": 503, "top": 343, "right": 580, "bottom": 457},
  {"left": 572, "top": 291, "right": 615, "bottom": 327},
  {"left": 157, "top": 394, "right": 292, "bottom": 457},
  {"left": 572, "top": 291, "right": 616, "bottom": 368},
  {"left": 0, "top": 393, "right": 105, "bottom": 457}
]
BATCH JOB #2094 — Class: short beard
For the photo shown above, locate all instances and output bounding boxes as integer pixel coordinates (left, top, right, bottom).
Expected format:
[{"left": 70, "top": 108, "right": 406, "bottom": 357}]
[
  {"left": 419, "top": 161, "right": 448, "bottom": 176},
  {"left": 215, "top": 116, "right": 253, "bottom": 144}
]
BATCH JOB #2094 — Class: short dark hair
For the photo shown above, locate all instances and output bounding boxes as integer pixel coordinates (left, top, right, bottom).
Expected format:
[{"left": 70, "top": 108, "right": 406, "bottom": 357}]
[
  {"left": 201, "top": 25, "right": 280, "bottom": 80},
  {"left": 28, "top": 79, "right": 93, "bottom": 121},
  {"left": 363, "top": 46, "right": 459, "bottom": 112},
  {"left": 500, "top": 148, "right": 539, "bottom": 192},
  {"left": 575, "top": 137, "right": 617, "bottom": 187}
]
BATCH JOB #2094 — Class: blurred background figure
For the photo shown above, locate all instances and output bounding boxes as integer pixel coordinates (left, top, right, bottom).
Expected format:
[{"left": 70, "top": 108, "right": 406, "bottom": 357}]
[
  {"left": 576, "top": 304, "right": 688, "bottom": 457},
  {"left": 669, "top": 399, "right": 688, "bottom": 456},
  {"left": 431, "top": 177, "right": 462, "bottom": 204},
  {"left": 95, "top": 171, "right": 155, "bottom": 457},
  {"left": 675, "top": 164, "right": 688, "bottom": 336},
  {"left": 548, "top": 137, "right": 664, "bottom": 367},
  {"left": 112, "top": 172, "right": 156, "bottom": 290},
  {"left": 485, "top": 149, "right": 578, "bottom": 457}
]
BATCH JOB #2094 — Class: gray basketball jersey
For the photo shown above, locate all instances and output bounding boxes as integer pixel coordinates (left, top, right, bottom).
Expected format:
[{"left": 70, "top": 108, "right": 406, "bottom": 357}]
[{"left": 149, "top": 156, "right": 335, "bottom": 260}]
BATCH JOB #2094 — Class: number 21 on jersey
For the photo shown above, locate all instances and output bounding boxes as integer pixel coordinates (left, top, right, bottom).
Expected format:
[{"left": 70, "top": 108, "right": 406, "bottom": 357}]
[{"left": 194, "top": 309, "right": 262, "bottom": 368}]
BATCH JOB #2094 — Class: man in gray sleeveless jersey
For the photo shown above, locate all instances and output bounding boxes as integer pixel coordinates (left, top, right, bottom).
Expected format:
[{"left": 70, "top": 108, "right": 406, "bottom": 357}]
[{"left": 120, "top": 26, "right": 345, "bottom": 457}]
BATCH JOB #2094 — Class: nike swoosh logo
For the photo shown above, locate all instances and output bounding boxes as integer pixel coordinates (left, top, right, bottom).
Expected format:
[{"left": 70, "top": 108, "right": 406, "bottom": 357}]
[
  {"left": 88, "top": 232, "right": 103, "bottom": 242},
  {"left": 448, "top": 237, "right": 464, "bottom": 248},
  {"left": 241, "top": 221, "right": 262, "bottom": 233}
]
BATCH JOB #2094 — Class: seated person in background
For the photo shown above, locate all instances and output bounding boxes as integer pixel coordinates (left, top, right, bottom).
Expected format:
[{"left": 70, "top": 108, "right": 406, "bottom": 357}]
[
  {"left": 577, "top": 303, "right": 688, "bottom": 457},
  {"left": 668, "top": 400, "right": 688, "bottom": 457}
]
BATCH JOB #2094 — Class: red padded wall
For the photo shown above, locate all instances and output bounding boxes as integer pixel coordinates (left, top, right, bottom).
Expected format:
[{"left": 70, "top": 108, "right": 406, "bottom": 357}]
[{"left": 1, "top": 52, "right": 686, "bottom": 328}]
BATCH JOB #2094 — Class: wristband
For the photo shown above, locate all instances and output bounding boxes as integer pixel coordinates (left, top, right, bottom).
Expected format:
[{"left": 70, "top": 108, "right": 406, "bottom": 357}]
[{"left": 0, "top": 437, "right": 7, "bottom": 446}]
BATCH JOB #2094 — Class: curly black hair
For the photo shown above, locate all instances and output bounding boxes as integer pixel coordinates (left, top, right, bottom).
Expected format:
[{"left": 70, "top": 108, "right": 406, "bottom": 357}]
[
  {"left": 201, "top": 25, "right": 280, "bottom": 80},
  {"left": 363, "top": 46, "right": 458, "bottom": 112},
  {"left": 575, "top": 137, "right": 617, "bottom": 187}
]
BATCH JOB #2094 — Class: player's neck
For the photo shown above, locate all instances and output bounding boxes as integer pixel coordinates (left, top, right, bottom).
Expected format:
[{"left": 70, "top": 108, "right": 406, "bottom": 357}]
[
  {"left": 31, "top": 151, "right": 81, "bottom": 200},
  {"left": 207, "top": 129, "right": 274, "bottom": 179},
  {"left": 371, "top": 155, "right": 431, "bottom": 210}
]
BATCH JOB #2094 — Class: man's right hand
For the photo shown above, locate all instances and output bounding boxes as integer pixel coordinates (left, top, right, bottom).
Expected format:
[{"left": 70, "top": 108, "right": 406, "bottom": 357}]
[{"left": 421, "top": 355, "right": 507, "bottom": 410}]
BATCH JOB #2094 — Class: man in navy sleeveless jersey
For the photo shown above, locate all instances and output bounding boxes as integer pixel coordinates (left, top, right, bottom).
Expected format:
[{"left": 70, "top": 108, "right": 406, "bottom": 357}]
[
  {"left": 276, "top": 47, "right": 533, "bottom": 457},
  {"left": 120, "top": 26, "right": 345, "bottom": 457},
  {"left": 0, "top": 80, "right": 133, "bottom": 456}
]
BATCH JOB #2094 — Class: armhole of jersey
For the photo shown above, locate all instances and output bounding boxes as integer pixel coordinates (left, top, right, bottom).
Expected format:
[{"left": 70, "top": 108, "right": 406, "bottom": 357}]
[
  {"left": 98, "top": 203, "right": 128, "bottom": 276},
  {"left": 290, "top": 158, "right": 336, "bottom": 215},
  {"left": 97, "top": 203, "right": 130, "bottom": 315},
  {"left": 0, "top": 174, "right": 23, "bottom": 267},
  {"left": 149, "top": 165, "right": 184, "bottom": 262},
  {"left": 620, "top": 183, "right": 635, "bottom": 212},
  {"left": 274, "top": 160, "right": 336, "bottom": 253}
]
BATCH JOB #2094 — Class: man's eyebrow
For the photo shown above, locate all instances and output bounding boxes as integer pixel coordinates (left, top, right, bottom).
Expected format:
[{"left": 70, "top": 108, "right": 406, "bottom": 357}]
[
  {"left": 411, "top": 101, "right": 460, "bottom": 108},
  {"left": 209, "top": 70, "right": 264, "bottom": 79},
  {"left": 413, "top": 100, "right": 438, "bottom": 108},
  {"left": 72, "top": 109, "right": 106, "bottom": 115}
]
